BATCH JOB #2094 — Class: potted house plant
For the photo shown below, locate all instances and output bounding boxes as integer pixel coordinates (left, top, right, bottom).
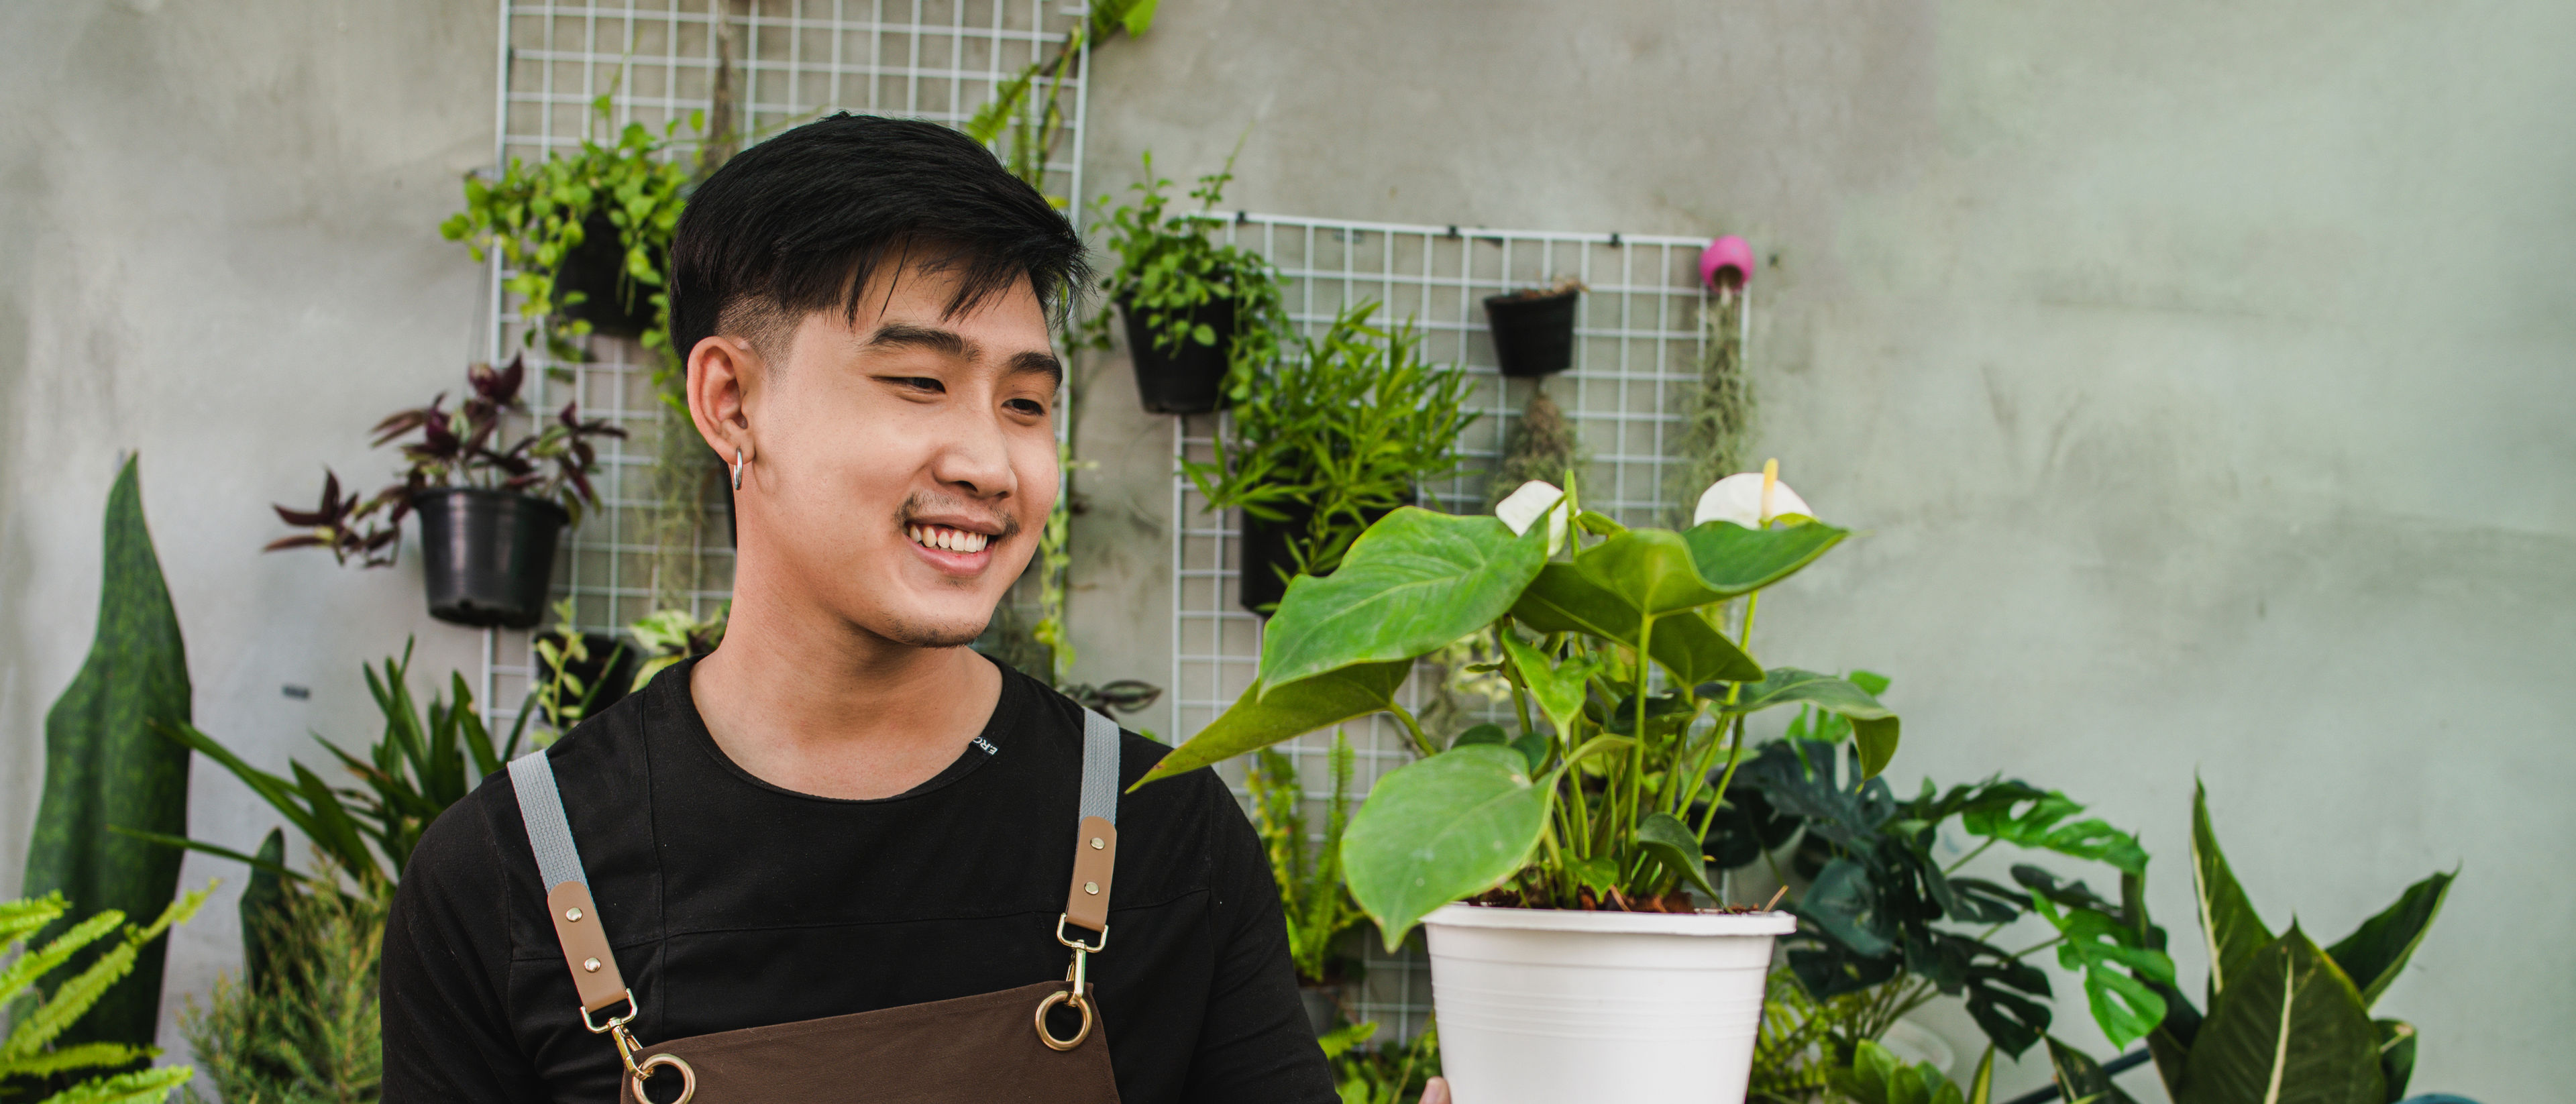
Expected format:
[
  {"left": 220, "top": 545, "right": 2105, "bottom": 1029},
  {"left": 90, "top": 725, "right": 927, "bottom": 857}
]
[
  {"left": 1183, "top": 302, "right": 1478, "bottom": 614},
  {"left": 1134, "top": 463, "right": 1895, "bottom": 1102},
  {"left": 1089, "top": 152, "right": 1287, "bottom": 414},
  {"left": 264, "top": 355, "right": 624, "bottom": 628},
  {"left": 1483, "top": 276, "right": 1584, "bottom": 378}
]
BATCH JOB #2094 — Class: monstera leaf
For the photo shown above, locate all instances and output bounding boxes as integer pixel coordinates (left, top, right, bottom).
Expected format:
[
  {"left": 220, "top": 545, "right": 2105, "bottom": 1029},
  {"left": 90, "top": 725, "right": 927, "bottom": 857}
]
[
  {"left": 1133, "top": 661, "right": 1411, "bottom": 787},
  {"left": 1256, "top": 508, "right": 1547, "bottom": 690},
  {"left": 1341, "top": 745, "right": 1550, "bottom": 946}
]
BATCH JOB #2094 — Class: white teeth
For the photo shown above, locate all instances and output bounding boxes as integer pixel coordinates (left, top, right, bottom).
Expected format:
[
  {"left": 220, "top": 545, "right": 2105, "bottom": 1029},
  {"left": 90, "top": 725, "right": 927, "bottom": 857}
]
[{"left": 909, "top": 525, "right": 989, "bottom": 553}]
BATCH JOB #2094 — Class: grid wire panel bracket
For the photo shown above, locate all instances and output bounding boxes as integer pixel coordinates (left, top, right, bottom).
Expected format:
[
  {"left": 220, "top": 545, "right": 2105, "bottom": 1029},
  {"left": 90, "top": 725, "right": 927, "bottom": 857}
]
[
  {"left": 1167, "top": 212, "right": 1731, "bottom": 1040},
  {"left": 480, "top": 0, "right": 1093, "bottom": 726}
]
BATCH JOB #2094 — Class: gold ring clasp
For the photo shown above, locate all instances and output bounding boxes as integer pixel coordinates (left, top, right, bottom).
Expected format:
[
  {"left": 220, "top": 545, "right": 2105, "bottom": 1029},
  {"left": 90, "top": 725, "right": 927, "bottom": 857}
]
[
  {"left": 627, "top": 1052, "right": 696, "bottom": 1104},
  {"left": 1035, "top": 988, "right": 1093, "bottom": 1051}
]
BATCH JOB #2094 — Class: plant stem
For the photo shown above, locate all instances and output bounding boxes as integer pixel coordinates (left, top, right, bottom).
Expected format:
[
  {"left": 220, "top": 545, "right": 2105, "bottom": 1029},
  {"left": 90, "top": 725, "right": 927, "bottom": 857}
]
[
  {"left": 1943, "top": 838, "right": 1999, "bottom": 875},
  {"left": 1627, "top": 614, "right": 1656, "bottom": 867},
  {"left": 2009, "top": 934, "right": 2068, "bottom": 960},
  {"left": 1387, "top": 701, "right": 1438, "bottom": 759}
]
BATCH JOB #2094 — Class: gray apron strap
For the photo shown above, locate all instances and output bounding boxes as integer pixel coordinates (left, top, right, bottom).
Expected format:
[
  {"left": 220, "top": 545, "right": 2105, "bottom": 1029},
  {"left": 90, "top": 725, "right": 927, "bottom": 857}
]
[{"left": 509, "top": 750, "right": 635, "bottom": 1017}]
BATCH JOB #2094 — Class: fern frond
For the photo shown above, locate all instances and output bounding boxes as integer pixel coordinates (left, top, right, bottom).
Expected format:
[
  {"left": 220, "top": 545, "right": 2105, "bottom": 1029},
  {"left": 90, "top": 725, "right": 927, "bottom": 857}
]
[
  {"left": 7, "top": 1040, "right": 154, "bottom": 1077},
  {"left": 38, "top": 1062, "right": 193, "bottom": 1104}
]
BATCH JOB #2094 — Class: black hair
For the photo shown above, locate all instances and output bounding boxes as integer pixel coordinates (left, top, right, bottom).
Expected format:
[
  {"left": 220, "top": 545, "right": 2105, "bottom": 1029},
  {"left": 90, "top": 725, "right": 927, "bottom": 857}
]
[{"left": 669, "top": 113, "right": 1089, "bottom": 360}]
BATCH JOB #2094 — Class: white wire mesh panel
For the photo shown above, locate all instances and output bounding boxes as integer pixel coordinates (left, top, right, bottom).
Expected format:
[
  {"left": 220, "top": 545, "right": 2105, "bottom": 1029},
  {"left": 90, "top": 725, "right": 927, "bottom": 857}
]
[
  {"left": 480, "top": 0, "right": 1092, "bottom": 724},
  {"left": 1167, "top": 212, "right": 1729, "bottom": 1038}
]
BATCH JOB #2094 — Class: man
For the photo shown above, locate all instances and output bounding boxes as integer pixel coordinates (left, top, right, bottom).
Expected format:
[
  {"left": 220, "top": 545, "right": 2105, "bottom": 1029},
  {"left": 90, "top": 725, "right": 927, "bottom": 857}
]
[{"left": 382, "top": 115, "right": 1338, "bottom": 1102}]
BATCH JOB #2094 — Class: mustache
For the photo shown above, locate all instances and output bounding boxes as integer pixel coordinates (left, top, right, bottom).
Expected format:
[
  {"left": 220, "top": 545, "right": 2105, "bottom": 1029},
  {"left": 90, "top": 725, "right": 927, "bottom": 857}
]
[{"left": 896, "top": 494, "right": 1022, "bottom": 541}]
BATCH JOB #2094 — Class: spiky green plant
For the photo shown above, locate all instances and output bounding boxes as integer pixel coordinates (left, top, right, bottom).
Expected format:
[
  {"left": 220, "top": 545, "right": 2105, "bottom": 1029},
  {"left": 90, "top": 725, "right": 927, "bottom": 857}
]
[
  {"left": 21, "top": 457, "right": 193, "bottom": 1052},
  {"left": 0, "top": 889, "right": 209, "bottom": 1104},
  {"left": 1244, "top": 734, "right": 1368, "bottom": 987},
  {"left": 179, "top": 879, "right": 384, "bottom": 1104}
]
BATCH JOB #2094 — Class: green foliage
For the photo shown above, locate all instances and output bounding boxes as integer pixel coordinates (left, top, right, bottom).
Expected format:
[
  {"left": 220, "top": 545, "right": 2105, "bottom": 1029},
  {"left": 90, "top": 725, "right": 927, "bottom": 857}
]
[
  {"left": 180, "top": 880, "right": 384, "bottom": 1104},
  {"left": 1829, "top": 1041, "right": 1964, "bottom": 1104},
  {"left": 531, "top": 600, "right": 629, "bottom": 736},
  {"left": 1320, "top": 1020, "right": 1441, "bottom": 1104},
  {"left": 627, "top": 603, "right": 729, "bottom": 696},
  {"left": 1187, "top": 303, "right": 1479, "bottom": 607},
  {"left": 1667, "top": 298, "right": 1756, "bottom": 529},
  {"left": 1085, "top": 152, "right": 1289, "bottom": 406},
  {"left": 1142, "top": 474, "right": 1892, "bottom": 946},
  {"left": 137, "top": 643, "right": 529, "bottom": 887},
  {"left": 965, "top": 0, "right": 1156, "bottom": 201},
  {"left": 1, "top": 889, "right": 209, "bottom": 1104},
  {"left": 440, "top": 94, "right": 696, "bottom": 369},
  {"left": 2044, "top": 782, "right": 2453, "bottom": 1104},
  {"left": 1246, "top": 736, "right": 1368, "bottom": 986},
  {"left": 22, "top": 457, "right": 193, "bottom": 1052}
]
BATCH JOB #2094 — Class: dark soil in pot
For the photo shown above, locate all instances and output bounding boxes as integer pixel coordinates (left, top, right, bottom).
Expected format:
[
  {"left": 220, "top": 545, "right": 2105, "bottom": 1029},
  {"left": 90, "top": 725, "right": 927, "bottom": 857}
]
[
  {"left": 1482, "top": 288, "right": 1582, "bottom": 378},
  {"left": 1120, "top": 295, "right": 1237, "bottom": 415},
  {"left": 556, "top": 211, "right": 661, "bottom": 339},
  {"left": 1238, "top": 497, "right": 1404, "bottom": 616},
  {"left": 413, "top": 487, "right": 568, "bottom": 630}
]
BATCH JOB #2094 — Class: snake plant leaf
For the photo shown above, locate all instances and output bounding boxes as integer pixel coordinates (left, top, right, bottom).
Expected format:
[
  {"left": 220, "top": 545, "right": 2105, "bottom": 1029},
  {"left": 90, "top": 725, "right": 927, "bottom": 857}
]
[
  {"left": 1498, "top": 630, "right": 1599, "bottom": 740},
  {"left": 1680, "top": 518, "right": 1849, "bottom": 594},
  {"left": 1134, "top": 661, "right": 1411, "bottom": 787},
  {"left": 1257, "top": 508, "right": 1548, "bottom": 692},
  {"left": 2373, "top": 1019, "right": 2417, "bottom": 1101},
  {"left": 2180, "top": 926, "right": 2385, "bottom": 1104},
  {"left": 1342, "top": 744, "right": 1551, "bottom": 947},
  {"left": 2192, "top": 781, "right": 2273, "bottom": 999},
  {"left": 1707, "top": 667, "right": 1900, "bottom": 778},
  {"left": 239, "top": 828, "right": 290, "bottom": 994},
  {"left": 1511, "top": 565, "right": 1760, "bottom": 683},
  {"left": 1575, "top": 529, "right": 1730, "bottom": 614},
  {"left": 1635, "top": 812, "right": 1720, "bottom": 899},
  {"left": 2322, "top": 871, "right": 2455, "bottom": 1007},
  {"left": 2042, "top": 1038, "right": 2143, "bottom": 1104},
  {"left": 20, "top": 456, "right": 193, "bottom": 1051}
]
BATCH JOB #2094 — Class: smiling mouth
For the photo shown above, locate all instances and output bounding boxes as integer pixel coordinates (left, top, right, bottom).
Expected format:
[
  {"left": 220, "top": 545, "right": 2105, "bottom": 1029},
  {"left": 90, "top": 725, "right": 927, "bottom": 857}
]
[{"left": 906, "top": 524, "right": 994, "bottom": 555}]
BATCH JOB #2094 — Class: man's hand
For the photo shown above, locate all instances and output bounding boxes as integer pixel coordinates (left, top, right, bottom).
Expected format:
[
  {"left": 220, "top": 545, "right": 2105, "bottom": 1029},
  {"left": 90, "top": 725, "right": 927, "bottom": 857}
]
[{"left": 1421, "top": 1076, "right": 1452, "bottom": 1104}]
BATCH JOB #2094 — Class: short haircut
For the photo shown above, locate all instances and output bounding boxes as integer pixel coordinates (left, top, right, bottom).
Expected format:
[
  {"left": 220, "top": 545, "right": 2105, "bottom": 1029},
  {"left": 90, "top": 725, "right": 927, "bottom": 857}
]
[{"left": 669, "top": 113, "right": 1089, "bottom": 362}]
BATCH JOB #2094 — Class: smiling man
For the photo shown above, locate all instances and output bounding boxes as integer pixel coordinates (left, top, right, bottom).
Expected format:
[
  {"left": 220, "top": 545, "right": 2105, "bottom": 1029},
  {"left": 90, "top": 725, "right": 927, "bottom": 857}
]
[{"left": 382, "top": 115, "right": 1334, "bottom": 1103}]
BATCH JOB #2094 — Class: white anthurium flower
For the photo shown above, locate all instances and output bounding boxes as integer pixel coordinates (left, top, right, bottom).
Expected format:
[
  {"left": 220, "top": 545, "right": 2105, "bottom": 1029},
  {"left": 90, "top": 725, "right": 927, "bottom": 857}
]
[
  {"left": 1693, "top": 470, "right": 1814, "bottom": 529},
  {"left": 1493, "top": 480, "right": 1570, "bottom": 555}
]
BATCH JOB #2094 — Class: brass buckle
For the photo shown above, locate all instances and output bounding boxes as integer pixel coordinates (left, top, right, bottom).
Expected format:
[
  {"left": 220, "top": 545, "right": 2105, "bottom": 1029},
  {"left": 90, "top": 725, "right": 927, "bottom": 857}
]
[
  {"left": 580, "top": 991, "right": 639, "bottom": 1035},
  {"left": 1055, "top": 912, "right": 1108, "bottom": 953},
  {"left": 1035, "top": 989, "right": 1093, "bottom": 1052},
  {"left": 629, "top": 1052, "right": 696, "bottom": 1104}
]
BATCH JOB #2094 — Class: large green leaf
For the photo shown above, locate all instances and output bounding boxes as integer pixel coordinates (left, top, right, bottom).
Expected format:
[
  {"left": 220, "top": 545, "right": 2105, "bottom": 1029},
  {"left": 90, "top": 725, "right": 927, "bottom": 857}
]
[
  {"left": 1498, "top": 631, "right": 1599, "bottom": 740},
  {"left": 2373, "top": 1019, "right": 2416, "bottom": 1102},
  {"left": 1680, "top": 518, "right": 1849, "bottom": 594},
  {"left": 20, "top": 457, "right": 193, "bottom": 1051},
  {"left": 2043, "top": 1038, "right": 2143, "bottom": 1104},
  {"left": 2192, "top": 781, "right": 2273, "bottom": 999},
  {"left": 2031, "top": 896, "right": 2174, "bottom": 1051},
  {"left": 2323, "top": 871, "right": 2453, "bottom": 1007},
  {"left": 2178, "top": 926, "right": 2385, "bottom": 1104},
  {"left": 1832, "top": 1040, "right": 1965, "bottom": 1104},
  {"left": 1511, "top": 565, "right": 1760, "bottom": 683},
  {"left": 1634, "top": 812, "right": 1719, "bottom": 899},
  {"left": 1711, "top": 667, "right": 1900, "bottom": 777},
  {"left": 1256, "top": 508, "right": 1547, "bottom": 690},
  {"left": 1964, "top": 791, "right": 2149, "bottom": 875},
  {"left": 1575, "top": 529, "right": 1729, "bottom": 614},
  {"left": 1342, "top": 745, "right": 1550, "bottom": 946},
  {"left": 1134, "top": 661, "right": 1411, "bottom": 787}
]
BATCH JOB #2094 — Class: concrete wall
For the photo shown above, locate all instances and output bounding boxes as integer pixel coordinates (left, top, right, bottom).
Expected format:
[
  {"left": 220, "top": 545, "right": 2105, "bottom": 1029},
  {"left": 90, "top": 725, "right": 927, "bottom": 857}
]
[
  {"left": 1065, "top": 1, "right": 2574, "bottom": 1100},
  {"left": 0, "top": 0, "right": 496, "bottom": 1059},
  {"left": 1, "top": 1, "right": 2565, "bottom": 1099}
]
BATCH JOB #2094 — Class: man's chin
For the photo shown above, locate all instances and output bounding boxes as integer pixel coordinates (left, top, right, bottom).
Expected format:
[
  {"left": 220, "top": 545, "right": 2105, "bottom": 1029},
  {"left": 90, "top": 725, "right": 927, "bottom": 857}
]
[{"left": 868, "top": 610, "right": 991, "bottom": 650}]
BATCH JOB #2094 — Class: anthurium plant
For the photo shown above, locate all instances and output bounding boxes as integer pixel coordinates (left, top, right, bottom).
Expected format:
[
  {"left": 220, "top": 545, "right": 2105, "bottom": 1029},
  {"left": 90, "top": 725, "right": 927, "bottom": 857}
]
[
  {"left": 1134, "top": 463, "right": 1900, "bottom": 945},
  {"left": 264, "top": 355, "right": 625, "bottom": 566}
]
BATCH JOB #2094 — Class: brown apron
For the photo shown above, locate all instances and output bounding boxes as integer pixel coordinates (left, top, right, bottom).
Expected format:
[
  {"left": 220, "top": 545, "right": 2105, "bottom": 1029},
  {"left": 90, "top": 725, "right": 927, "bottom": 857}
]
[{"left": 507, "top": 706, "right": 1128, "bottom": 1103}]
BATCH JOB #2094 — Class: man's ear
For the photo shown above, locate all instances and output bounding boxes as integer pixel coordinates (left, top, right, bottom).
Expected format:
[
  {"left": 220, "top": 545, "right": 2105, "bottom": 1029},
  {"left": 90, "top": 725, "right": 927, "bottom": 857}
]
[{"left": 688, "top": 335, "right": 759, "bottom": 465}]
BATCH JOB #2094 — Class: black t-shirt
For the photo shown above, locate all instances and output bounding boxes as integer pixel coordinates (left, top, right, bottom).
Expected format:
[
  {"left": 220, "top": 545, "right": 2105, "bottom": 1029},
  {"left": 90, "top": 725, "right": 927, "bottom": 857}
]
[{"left": 382, "top": 657, "right": 1334, "bottom": 1103}]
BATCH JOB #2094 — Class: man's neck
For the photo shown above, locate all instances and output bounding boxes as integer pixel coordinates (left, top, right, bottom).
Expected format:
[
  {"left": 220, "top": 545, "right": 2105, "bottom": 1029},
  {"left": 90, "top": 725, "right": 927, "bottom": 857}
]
[{"left": 688, "top": 579, "right": 1004, "bottom": 801}]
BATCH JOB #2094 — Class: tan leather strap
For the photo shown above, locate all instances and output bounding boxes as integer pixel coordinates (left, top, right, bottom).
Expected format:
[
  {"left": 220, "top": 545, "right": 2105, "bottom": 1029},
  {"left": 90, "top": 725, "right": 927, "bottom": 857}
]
[
  {"left": 510, "top": 751, "right": 632, "bottom": 1013},
  {"left": 1063, "top": 708, "right": 1122, "bottom": 939}
]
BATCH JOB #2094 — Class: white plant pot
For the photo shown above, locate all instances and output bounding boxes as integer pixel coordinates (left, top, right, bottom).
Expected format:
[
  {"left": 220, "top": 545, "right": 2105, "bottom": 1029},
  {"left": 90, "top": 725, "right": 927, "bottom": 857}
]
[{"left": 1423, "top": 903, "right": 1797, "bottom": 1104}]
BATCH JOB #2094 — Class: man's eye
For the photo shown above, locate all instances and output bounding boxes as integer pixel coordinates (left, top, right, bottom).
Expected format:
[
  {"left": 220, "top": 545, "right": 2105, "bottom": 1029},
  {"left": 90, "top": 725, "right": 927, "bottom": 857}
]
[
  {"left": 1005, "top": 398, "right": 1047, "bottom": 416},
  {"left": 898, "top": 377, "right": 944, "bottom": 393}
]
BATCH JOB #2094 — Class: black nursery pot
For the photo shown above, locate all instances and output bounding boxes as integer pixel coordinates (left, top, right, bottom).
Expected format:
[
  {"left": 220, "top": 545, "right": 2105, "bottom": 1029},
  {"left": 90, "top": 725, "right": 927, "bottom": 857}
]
[
  {"left": 413, "top": 488, "right": 569, "bottom": 630},
  {"left": 1120, "top": 296, "right": 1237, "bottom": 415},
  {"left": 1238, "top": 498, "right": 1403, "bottom": 616},
  {"left": 555, "top": 211, "right": 661, "bottom": 338},
  {"left": 1482, "top": 288, "right": 1582, "bottom": 378}
]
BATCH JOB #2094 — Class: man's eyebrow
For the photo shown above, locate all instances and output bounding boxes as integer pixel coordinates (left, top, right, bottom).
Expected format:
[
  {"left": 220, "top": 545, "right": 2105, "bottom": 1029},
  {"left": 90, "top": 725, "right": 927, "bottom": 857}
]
[
  {"left": 863, "top": 322, "right": 980, "bottom": 361},
  {"left": 1006, "top": 349, "right": 1065, "bottom": 390}
]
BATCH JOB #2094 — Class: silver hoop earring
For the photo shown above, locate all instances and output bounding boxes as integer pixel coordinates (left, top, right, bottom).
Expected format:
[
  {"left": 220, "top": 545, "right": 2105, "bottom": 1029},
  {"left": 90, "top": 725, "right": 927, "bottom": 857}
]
[{"left": 730, "top": 449, "right": 745, "bottom": 491}]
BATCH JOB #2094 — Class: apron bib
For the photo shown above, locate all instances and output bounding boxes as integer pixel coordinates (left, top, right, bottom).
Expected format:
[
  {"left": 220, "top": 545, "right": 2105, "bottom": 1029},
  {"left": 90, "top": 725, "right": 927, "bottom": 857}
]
[{"left": 507, "top": 706, "right": 1128, "bottom": 1104}]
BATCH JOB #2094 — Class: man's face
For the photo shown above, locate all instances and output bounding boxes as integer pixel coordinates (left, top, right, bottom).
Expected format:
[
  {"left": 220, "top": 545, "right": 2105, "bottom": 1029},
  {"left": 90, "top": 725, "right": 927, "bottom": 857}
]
[{"left": 730, "top": 267, "right": 1060, "bottom": 648}]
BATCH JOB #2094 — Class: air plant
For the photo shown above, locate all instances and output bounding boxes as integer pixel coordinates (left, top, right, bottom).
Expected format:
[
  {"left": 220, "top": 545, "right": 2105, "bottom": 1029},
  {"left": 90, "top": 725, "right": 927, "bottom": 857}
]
[{"left": 265, "top": 355, "right": 625, "bottom": 567}]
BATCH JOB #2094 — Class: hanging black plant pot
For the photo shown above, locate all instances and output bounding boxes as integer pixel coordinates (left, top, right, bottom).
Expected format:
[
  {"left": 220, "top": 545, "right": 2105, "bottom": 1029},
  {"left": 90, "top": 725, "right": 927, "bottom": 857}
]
[
  {"left": 1238, "top": 496, "right": 1405, "bottom": 616},
  {"left": 413, "top": 488, "right": 568, "bottom": 630},
  {"left": 555, "top": 211, "right": 661, "bottom": 339},
  {"left": 1482, "top": 288, "right": 1582, "bottom": 378},
  {"left": 1120, "top": 295, "right": 1237, "bottom": 415}
]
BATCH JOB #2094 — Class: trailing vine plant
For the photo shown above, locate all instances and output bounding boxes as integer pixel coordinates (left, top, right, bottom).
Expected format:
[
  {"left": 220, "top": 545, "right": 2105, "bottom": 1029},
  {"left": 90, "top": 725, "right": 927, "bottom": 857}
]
[{"left": 1668, "top": 296, "right": 1756, "bottom": 529}]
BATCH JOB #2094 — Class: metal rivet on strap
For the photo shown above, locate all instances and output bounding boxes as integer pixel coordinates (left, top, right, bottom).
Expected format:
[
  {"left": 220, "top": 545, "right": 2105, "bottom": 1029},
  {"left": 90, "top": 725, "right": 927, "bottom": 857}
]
[
  {"left": 1089, "top": 837, "right": 1104, "bottom": 849},
  {"left": 1083, "top": 881, "right": 1099, "bottom": 895},
  {"left": 583, "top": 957, "right": 602, "bottom": 973},
  {"left": 565, "top": 907, "right": 584, "bottom": 922}
]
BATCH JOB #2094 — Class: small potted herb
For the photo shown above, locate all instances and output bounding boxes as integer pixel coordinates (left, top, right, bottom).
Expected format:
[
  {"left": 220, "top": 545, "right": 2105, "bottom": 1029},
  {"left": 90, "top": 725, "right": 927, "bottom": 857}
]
[
  {"left": 1482, "top": 276, "right": 1585, "bottom": 378},
  {"left": 265, "top": 356, "right": 624, "bottom": 629},
  {"left": 1089, "top": 152, "right": 1287, "bottom": 414},
  {"left": 1135, "top": 463, "right": 1895, "bottom": 1101},
  {"left": 1183, "top": 302, "right": 1477, "bottom": 614}
]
